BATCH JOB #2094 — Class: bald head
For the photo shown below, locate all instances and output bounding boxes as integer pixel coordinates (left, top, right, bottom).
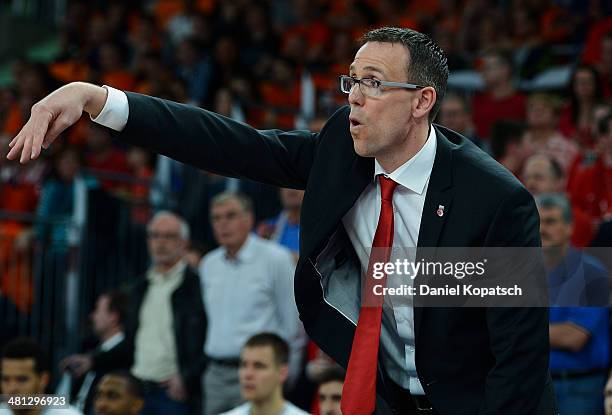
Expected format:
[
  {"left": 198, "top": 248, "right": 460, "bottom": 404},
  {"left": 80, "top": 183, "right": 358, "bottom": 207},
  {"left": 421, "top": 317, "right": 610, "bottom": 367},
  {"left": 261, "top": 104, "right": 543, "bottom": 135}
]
[{"left": 522, "top": 154, "right": 564, "bottom": 196}]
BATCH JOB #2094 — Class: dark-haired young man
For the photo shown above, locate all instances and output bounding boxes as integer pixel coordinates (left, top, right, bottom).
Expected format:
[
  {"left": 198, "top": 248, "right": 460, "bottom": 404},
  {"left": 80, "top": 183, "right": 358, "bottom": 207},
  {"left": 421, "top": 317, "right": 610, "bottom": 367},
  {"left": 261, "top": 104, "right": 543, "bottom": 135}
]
[
  {"left": 93, "top": 371, "right": 144, "bottom": 415},
  {"left": 0, "top": 338, "right": 82, "bottom": 414},
  {"left": 316, "top": 367, "right": 345, "bottom": 415},
  {"left": 8, "top": 26, "right": 555, "bottom": 415}
]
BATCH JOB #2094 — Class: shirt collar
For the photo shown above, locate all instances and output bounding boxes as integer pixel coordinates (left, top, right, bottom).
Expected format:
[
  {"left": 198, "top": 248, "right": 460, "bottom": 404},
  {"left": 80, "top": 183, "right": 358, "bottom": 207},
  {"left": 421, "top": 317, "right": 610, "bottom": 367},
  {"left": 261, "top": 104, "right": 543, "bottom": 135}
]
[
  {"left": 147, "top": 259, "right": 187, "bottom": 284},
  {"left": 374, "top": 126, "right": 437, "bottom": 195},
  {"left": 100, "top": 332, "right": 125, "bottom": 352},
  {"left": 224, "top": 233, "right": 257, "bottom": 262}
]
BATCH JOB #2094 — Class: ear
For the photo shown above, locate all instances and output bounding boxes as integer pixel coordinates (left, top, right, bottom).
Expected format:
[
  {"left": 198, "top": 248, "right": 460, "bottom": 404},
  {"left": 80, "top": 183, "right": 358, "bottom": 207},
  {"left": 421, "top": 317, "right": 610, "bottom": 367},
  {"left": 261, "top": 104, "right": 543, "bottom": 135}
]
[
  {"left": 131, "top": 398, "right": 145, "bottom": 414},
  {"left": 40, "top": 371, "right": 50, "bottom": 392},
  {"left": 413, "top": 87, "right": 437, "bottom": 120},
  {"left": 278, "top": 364, "right": 289, "bottom": 384}
]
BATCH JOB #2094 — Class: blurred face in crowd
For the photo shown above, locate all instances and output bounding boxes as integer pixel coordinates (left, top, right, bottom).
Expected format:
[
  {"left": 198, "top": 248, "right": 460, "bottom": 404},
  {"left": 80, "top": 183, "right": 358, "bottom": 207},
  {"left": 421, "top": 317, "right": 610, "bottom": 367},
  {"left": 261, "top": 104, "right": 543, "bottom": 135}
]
[
  {"left": 574, "top": 69, "right": 596, "bottom": 101},
  {"left": 239, "top": 346, "right": 287, "bottom": 403},
  {"left": 147, "top": 214, "right": 187, "bottom": 270},
  {"left": 523, "top": 155, "right": 563, "bottom": 196},
  {"left": 348, "top": 42, "right": 427, "bottom": 164},
  {"left": 605, "top": 375, "right": 612, "bottom": 415},
  {"left": 538, "top": 206, "right": 572, "bottom": 249},
  {"left": 56, "top": 149, "right": 80, "bottom": 182},
  {"left": 600, "top": 118, "right": 612, "bottom": 156},
  {"left": 1, "top": 358, "right": 48, "bottom": 396},
  {"left": 527, "top": 97, "right": 558, "bottom": 130},
  {"left": 86, "top": 124, "right": 112, "bottom": 152},
  {"left": 439, "top": 96, "right": 471, "bottom": 134},
  {"left": 280, "top": 188, "right": 304, "bottom": 211},
  {"left": 91, "top": 295, "right": 118, "bottom": 338},
  {"left": 94, "top": 375, "right": 143, "bottom": 415},
  {"left": 318, "top": 380, "right": 343, "bottom": 415},
  {"left": 211, "top": 198, "right": 254, "bottom": 252},
  {"left": 602, "top": 37, "right": 612, "bottom": 71},
  {"left": 99, "top": 44, "right": 122, "bottom": 72},
  {"left": 481, "top": 55, "right": 511, "bottom": 88}
]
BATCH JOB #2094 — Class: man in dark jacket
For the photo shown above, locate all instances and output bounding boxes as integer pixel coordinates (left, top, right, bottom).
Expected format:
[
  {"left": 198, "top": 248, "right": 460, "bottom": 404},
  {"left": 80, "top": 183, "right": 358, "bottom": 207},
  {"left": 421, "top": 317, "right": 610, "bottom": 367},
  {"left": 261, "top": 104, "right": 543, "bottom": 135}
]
[
  {"left": 126, "top": 211, "right": 207, "bottom": 415},
  {"left": 7, "top": 27, "right": 555, "bottom": 415}
]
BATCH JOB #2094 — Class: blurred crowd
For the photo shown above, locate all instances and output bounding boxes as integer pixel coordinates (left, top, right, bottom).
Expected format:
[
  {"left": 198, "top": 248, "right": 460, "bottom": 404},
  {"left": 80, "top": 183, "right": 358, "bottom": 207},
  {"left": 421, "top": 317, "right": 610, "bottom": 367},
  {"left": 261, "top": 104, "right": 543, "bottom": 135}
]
[{"left": 2, "top": 0, "right": 612, "bottom": 414}]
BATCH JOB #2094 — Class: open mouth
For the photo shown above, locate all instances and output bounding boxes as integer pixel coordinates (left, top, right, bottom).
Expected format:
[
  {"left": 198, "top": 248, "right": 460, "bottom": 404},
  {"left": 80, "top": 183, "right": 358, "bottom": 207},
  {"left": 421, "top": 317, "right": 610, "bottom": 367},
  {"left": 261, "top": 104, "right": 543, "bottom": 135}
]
[{"left": 349, "top": 118, "right": 361, "bottom": 127}]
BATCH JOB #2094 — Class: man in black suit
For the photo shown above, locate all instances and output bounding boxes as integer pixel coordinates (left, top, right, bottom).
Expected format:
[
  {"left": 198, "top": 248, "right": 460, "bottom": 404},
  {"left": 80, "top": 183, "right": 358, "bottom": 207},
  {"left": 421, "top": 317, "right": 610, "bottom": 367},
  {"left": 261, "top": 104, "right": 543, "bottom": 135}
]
[
  {"left": 7, "top": 27, "right": 555, "bottom": 415},
  {"left": 60, "top": 291, "right": 132, "bottom": 414}
]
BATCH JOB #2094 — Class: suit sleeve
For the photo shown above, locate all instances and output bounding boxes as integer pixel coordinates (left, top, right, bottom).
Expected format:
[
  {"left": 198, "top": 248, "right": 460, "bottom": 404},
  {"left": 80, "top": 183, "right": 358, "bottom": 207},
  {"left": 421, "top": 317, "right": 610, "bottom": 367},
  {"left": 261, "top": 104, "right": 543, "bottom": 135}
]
[
  {"left": 479, "top": 187, "right": 552, "bottom": 414},
  {"left": 113, "top": 92, "right": 323, "bottom": 190}
]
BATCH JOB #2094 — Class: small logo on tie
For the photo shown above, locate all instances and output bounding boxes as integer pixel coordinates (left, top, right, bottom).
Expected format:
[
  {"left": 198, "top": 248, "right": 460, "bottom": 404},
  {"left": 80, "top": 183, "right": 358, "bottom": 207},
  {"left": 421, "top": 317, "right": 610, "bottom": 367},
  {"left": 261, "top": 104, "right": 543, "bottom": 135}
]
[{"left": 437, "top": 205, "right": 445, "bottom": 217}]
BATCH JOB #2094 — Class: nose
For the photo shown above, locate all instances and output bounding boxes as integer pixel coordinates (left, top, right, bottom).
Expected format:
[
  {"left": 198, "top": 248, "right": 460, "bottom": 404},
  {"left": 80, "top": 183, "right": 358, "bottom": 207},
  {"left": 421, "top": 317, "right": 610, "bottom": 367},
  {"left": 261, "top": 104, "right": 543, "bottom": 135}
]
[{"left": 348, "top": 83, "right": 364, "bottom": 106}]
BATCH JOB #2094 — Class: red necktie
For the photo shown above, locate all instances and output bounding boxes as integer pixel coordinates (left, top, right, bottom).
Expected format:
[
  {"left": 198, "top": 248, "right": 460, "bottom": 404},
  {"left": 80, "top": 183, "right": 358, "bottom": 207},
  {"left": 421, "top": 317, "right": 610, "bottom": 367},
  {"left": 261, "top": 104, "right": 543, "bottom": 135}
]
[{"left": 341, "top": 175, "right": 398, "bottom": 415}]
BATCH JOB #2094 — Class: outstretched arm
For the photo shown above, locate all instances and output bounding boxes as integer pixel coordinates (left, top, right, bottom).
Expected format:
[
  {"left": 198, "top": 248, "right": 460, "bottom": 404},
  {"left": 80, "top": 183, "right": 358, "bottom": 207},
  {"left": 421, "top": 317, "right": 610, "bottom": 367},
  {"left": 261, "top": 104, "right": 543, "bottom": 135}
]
[{"left": 7, "top": 83, "right": 322, "bottom": 189}]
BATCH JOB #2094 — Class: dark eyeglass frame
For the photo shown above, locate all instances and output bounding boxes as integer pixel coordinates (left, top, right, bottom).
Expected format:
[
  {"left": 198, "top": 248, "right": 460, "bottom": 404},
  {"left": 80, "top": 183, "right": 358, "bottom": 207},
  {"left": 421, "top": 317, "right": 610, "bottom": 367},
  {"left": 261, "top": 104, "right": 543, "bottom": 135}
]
[{"left": 339, "top": 75, "right": 426, "bottom": 96}]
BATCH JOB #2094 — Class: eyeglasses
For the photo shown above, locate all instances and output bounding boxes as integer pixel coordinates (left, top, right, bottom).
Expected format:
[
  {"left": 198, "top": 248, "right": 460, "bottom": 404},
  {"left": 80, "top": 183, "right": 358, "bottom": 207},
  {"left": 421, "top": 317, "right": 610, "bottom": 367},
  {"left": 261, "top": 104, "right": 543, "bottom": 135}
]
[
  {"left": 147, "top": 231, "right": 181, "bottom": 241},
  {"left": 211, "top": 210, "right": 245, "bottom": 223},
  {"left": 339, "top": 75, "right": 426, "bottom": 98}
]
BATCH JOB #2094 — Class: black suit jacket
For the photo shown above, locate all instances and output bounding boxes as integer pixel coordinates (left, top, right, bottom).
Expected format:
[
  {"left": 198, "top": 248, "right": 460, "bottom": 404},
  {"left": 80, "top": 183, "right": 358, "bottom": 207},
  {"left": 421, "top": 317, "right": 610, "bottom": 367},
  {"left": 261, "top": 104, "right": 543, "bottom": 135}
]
[
  {"left": 125, "top": 265, "right": 207, "bottom": 397},
  {"left": 75, "top": 335, "right": 132, "bottom": 414},
  {"left": 114, "top": 92, "right": 556, "bottom": 414}
]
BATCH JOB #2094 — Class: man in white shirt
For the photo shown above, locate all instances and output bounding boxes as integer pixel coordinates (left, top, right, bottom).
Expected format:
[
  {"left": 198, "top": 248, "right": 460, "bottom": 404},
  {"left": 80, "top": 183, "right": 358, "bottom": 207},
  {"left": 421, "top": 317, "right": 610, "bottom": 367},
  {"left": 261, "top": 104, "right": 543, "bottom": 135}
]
[
  {"left": 220, "top": 333, "right": 308, "bottom": 415},
  {"left": 200, "top": 192, "right": 303, "bottom": 415},
  {"left": 0, "top": 338, "right": 82, "bottom": 415}
]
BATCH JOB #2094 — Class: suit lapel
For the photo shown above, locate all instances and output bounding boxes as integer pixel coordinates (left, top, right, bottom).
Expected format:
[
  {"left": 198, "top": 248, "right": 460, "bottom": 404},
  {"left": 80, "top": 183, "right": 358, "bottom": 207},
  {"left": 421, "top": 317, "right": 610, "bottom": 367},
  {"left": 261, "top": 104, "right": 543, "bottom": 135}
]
[{"left": 415, "top": 126, "right": 455, "bottom": 337}]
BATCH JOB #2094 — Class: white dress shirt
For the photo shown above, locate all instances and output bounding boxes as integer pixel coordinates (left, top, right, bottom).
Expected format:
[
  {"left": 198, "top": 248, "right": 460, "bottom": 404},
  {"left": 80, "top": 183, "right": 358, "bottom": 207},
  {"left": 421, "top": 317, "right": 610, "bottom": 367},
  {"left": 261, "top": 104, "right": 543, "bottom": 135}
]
[
  {"left": 342, "top": 127, "right": 437, "bottom": 394},
  {"left": 219, "top": 401, "right": 309, "bottom": 415},
  {"left": 0, "top": 405, "right": 83, "bottom": 415},
  {"left": 93, "top": 87, "right": 437, "bottom": 394}
]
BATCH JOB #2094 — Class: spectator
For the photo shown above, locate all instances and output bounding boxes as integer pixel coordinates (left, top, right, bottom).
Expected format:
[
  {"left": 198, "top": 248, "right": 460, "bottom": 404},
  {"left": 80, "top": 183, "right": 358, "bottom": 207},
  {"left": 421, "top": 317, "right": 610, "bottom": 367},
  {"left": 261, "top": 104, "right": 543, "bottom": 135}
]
[
  {"left": 0, "top": 338, "right": 82, "bottom": 414},
  {"left": 316, "top": 367, "right": 344, "bottom": 415},
  {"left": 437, "top": 92, "right": 487, "bottom": 151},
  {"left": 199, "top": 192, "right": 303, "bottom": 415},
  {"left": 93, "top": 371, "right": 144, "bottom": 415},
  {"left": 127, "top": 211, "right": 207, "bottom": 415},
  {"left": 257, "top": 188, "right": 304, "bottom": 258},
  {"left": 523, "top": 154, "right": 594, "bottom": 246},
  {"left": 536, "top": 193, "right": 610, "bottom": 414},
  {"left": 220, "top": 333, "right": 308, "bottom": 415},
  {"left": 596, "top": 33, "right": 612, "bottom": 98},
  {"left": 524, "top": 93, "right": 579, "bottom": 173},
  {"left": 569, "top": 113, "right": 612, "bottom": 224},
  {"left": 83, "top": 124, "right": 129, "bottom": 193},
  {"left": 59, "top": 291, "right": 132, "bottom": 414},
  {"left": 98, "top": 43, "right": 135, "bottom": 92},
  {"left": 559, "top": 65, "right": 605, "bottom": 147},
  {"left": 175, "top": 38, "right": 212, "bottom": 106},
  {"left": 489, "top": 120, "right": 532, "bottom": 177},
  {"left": 472, "top": 50, "right": 527, "bottom": 140},
  {"left": 35, "top": 147, "right": 97, "bottom": 251}
]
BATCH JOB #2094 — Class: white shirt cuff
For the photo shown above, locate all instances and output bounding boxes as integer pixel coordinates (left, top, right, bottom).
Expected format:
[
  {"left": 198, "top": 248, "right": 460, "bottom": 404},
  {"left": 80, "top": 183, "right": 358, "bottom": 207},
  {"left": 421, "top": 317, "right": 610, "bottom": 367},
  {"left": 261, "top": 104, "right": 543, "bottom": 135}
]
[{"left": 90, "top": 85, "right": 129, "bottom": 131}]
